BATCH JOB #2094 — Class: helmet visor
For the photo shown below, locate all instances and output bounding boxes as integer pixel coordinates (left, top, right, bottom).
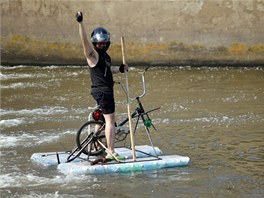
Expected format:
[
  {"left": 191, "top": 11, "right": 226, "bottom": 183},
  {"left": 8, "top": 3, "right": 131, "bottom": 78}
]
[{"left": 91, "top": 33, "right": 110, "bottom": 43}]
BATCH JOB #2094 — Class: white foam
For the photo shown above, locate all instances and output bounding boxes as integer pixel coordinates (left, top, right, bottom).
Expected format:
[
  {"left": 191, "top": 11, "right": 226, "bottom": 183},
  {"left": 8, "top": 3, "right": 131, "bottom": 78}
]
[
  {"left": 0, "top": 73, "right": 34, "bottom": 80},
  {"left": 0, "top": 130, "right": 75, "bottom": 148},
  {"left": 0, "top": 65, "right": 28, "bottom": 69},
  {"left": 0, "top": 72, "right": 48, "bottom": 80},
  {"left": 0, "top": 133, "right": 36, "bottom": 148},
  {"left": 0, "top": 106, "right": 77, "bottom": 131},
  {"left": 172, "top": 113, "right": 264, "bottom": 126},
  {"left": 0, "top": 135, "right": 18, "bottom": 148},
  {"left": 0, "top": 172, "right": 97, "bottom": 188},
  {"left": 0, "top": 106, "right": 69, "bottom": 117},
  {"left": 64, "top": 72, "right": 79, "bottom": 77},
  {"left": 0, "top": 82, "right": 46, "bottom": 89},
  {"left": 0, "top": 72, "right": 5, "bottom": 78},
  {"left": 0, "top": 118, "right": 25, "bottom": 128}
]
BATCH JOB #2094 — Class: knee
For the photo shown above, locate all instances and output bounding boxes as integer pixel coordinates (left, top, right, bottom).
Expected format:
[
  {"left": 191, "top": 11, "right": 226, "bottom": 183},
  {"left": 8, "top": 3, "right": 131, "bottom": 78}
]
[{"left": 104, "top": 113, "right": 115, "bottom": 125}]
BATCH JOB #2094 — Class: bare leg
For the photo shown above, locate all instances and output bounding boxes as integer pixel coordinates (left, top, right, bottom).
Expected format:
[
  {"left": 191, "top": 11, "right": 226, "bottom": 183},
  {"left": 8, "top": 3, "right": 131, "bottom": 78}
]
[{"left": 103, "top": 112, "right": 116, "bottom": 154}]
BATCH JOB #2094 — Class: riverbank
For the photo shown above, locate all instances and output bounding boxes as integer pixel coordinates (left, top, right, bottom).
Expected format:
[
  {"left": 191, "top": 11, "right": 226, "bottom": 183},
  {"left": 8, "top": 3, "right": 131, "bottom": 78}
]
[
  {"left": 2, "top": 59, "right": 264, "bottom": 67},
  {"left": 1, "top": 0, "right": 264, "bottom": 66},
  {"left": 1, "top": 35, "right": 263, "bottom": 67}
]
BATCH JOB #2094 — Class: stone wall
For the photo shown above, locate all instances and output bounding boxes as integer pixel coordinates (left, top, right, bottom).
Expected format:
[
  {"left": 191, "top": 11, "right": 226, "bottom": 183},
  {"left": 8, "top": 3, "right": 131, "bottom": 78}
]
[{"left": 1, "top": 0, "right": 264, "bottom": 66}]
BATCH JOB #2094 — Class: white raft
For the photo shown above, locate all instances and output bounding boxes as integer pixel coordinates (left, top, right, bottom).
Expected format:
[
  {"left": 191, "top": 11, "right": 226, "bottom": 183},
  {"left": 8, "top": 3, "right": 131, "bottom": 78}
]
[{"left": 31, "top": 145, "right": 190, "bottom": 175}]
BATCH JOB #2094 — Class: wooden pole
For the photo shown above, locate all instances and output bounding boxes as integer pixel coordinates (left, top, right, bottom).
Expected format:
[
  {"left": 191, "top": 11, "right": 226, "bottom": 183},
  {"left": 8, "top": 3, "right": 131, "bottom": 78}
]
[
  {"left": 97, "top": 140, "right": 120, "bottom": 162},
  {"left": 121, "top": 36, "right": 136, "bottom": 161}
]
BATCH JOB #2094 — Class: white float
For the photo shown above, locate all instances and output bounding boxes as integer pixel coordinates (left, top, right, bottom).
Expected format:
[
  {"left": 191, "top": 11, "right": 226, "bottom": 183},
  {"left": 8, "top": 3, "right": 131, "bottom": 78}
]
[{"left": 31, "top": 145, "right": 190, "bottom": 175}]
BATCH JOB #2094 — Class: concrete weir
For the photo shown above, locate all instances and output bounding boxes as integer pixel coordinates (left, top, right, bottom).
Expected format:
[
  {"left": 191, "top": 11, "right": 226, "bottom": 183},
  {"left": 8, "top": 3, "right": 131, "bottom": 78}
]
[{"left": 1, "top": 0, "right": 264, "bottom": 66}]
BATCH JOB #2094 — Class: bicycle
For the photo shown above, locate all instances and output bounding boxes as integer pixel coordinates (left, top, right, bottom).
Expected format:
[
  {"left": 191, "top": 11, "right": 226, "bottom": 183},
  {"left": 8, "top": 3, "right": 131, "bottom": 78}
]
[{"left": 67, "top": 67, "right": 160, "bottom": 162}]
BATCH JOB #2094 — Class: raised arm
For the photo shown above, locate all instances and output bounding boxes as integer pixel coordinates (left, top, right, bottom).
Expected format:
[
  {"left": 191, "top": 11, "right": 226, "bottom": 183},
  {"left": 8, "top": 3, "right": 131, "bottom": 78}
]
[{"left": 76, "top": 12, "right": 98, "bottom": 67}]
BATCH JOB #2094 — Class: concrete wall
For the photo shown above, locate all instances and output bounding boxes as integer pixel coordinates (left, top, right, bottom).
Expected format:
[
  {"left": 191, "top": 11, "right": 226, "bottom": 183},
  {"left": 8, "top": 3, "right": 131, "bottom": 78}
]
[{"left": 1, "top": 0, "right": 264, "bottom": 66}]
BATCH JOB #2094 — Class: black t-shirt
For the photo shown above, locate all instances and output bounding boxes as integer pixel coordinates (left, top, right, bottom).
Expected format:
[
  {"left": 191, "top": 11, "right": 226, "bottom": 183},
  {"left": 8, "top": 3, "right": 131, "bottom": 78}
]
[{"left": 89, "top": 52, "right": 114, "bottom": 93}]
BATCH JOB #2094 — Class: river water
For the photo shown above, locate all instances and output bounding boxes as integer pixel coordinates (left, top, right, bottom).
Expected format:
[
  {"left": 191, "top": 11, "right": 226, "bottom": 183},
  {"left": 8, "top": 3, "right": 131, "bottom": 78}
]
[{"left": 0, "top": 66, "right": 263, "bottom": 197}]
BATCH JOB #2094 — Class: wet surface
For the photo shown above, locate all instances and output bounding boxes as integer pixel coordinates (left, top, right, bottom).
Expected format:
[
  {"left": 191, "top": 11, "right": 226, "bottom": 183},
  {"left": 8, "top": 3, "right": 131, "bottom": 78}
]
[{"left": 1, "top": 66, "right": 263, "bottom": 197}]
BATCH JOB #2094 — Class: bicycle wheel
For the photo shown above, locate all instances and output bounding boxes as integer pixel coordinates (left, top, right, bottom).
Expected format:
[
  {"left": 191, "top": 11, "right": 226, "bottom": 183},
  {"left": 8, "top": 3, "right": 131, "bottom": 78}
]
[{"left": 76, "top": 120, "right": 106, "bottom": 156}]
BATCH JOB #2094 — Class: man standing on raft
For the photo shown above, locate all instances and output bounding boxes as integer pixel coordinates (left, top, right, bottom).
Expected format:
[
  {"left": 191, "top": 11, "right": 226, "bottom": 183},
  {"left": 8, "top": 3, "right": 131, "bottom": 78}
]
[{"left": 76, "top": 12, "right": 128, "bottom": 160}]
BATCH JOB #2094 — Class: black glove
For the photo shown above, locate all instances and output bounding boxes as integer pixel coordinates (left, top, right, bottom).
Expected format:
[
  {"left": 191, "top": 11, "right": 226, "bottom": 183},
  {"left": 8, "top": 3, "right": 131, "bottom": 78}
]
[
  {"left": 76, "top": 12, "right": 83, "bottom": 22},
  {"left": 119, "top": 64, "right": 126, "bottom": 73}
]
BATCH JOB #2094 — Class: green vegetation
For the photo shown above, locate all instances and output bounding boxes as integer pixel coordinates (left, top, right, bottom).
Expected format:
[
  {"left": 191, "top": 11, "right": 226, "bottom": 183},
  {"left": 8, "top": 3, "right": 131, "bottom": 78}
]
[
  {"left": 1, "top": 35, "right": 83, "bottom": 65},
  {"left": 1, "top": 35, "right": 263, "bottom": 66}
]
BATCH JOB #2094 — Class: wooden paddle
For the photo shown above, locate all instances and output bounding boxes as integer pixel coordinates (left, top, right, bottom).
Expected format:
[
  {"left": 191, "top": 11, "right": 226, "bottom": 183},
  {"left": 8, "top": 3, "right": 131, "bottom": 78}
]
[{"left": 121, "top": 36, "right": 136, "bottom": 161}]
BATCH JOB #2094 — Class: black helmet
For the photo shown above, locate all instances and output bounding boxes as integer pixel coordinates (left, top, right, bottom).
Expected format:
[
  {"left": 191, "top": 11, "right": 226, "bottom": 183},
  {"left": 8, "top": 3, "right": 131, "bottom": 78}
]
[{"left": 91, "top": 27, "right": 110, "bottom": 53}]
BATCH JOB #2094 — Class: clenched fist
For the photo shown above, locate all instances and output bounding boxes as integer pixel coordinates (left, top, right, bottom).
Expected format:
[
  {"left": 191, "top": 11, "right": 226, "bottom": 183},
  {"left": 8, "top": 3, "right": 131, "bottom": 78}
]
[{"left": 76, "top": 12, "right": 83, "bottom": 22}]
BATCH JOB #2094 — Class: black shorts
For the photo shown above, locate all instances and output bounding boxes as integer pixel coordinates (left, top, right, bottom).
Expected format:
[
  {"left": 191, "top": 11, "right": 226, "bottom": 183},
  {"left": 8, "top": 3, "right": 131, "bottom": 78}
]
[{"left": 91, "top": 90, "right": 115, "bottom": 114}]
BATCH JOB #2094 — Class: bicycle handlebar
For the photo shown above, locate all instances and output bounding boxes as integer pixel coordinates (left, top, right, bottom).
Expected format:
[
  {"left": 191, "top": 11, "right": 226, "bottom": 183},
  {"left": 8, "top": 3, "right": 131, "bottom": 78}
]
[
  {"left": 115, "top": 66, "right": 150, "bottom": 101},
  {"left": 137, "top": 66, "right": 149, "bottom": 99}
]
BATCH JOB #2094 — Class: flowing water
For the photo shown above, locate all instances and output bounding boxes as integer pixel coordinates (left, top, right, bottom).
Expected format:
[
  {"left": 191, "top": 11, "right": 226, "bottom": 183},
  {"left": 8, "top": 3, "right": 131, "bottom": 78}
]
[{"left": 0, "top": 66, "right": 263, "bottom": 198}]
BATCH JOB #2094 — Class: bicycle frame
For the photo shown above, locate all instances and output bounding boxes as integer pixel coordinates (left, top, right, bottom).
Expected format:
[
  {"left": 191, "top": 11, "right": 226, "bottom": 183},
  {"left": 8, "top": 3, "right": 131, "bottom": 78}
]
[
  {"left": 90, "top": 67, "right": 159, "bottom": 139},
  {"left": 116, "top": 66, "right": 149, "bottom": 101},
  {"left": 90, "top": 67, "right": 160, "bottom": 151},
  {"left": 67, "top": 67, "right": 160, "bottom": 162}
]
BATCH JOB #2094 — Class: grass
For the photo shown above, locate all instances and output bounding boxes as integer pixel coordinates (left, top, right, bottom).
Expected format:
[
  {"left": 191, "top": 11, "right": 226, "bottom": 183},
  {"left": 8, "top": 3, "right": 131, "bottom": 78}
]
[{"left": 1, "top": 35, "right": 264, "bottom": 66}]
